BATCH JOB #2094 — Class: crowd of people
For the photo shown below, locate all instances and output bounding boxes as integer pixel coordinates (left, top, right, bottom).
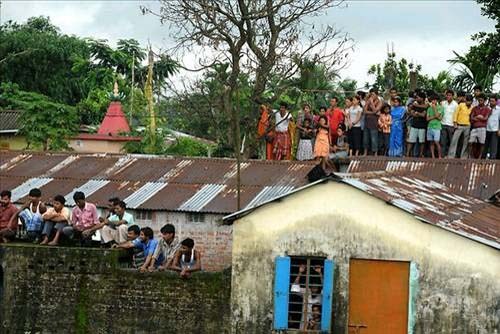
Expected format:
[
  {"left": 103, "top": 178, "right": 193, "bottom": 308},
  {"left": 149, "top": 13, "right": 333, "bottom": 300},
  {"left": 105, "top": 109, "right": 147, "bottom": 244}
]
[
  {"left": 0, "top": 189, "right": 201, "bottom": 277},
  {"left": 257, "top": 86, "right": 499, "bottom": 168}
]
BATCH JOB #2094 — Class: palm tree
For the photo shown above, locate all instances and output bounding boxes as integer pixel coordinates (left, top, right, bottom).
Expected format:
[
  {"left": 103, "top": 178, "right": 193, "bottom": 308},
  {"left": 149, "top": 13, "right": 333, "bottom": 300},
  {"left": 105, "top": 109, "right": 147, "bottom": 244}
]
[{"left": 448, "top": 51, "right": 497, "bottom": 92}]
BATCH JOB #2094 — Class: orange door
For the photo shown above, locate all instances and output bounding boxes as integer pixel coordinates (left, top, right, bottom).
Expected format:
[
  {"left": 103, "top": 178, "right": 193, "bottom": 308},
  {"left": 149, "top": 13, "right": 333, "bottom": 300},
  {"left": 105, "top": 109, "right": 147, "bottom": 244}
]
[{"left": 348, "top": 259, "right": 410, "bottom": 334}]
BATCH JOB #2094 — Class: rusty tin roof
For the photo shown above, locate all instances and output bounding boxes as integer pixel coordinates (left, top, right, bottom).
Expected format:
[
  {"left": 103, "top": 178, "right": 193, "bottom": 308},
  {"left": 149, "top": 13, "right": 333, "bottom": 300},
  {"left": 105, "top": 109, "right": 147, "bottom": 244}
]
[
  {"left": 340, "top": 172, "right": 499, "bottom": 249},
  {"left": 0, "top": 152, "right": 314, "bottom": 213},
  {"left": 346, "top": 157, "right": 499, "bottom": 199}
]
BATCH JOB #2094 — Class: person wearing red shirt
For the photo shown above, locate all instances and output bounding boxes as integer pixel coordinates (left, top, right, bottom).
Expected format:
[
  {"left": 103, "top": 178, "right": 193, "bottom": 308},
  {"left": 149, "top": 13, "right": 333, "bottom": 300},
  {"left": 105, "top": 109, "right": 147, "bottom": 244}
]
[
  {"left": 327, "top": 97, "right": 344, "bottom": 144},
  {"left": 0, "top": 190, "right": 19, "bottom": 243},
  {"left": 468, "top": 94, "right": 491, "bottom": 158}
]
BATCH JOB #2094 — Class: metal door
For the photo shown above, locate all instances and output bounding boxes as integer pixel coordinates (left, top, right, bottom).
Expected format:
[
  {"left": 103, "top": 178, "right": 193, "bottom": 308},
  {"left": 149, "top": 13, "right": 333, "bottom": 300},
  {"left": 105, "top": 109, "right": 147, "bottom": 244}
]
[{"left": 348, "top": 259, "right": 410, "bottom": 334}]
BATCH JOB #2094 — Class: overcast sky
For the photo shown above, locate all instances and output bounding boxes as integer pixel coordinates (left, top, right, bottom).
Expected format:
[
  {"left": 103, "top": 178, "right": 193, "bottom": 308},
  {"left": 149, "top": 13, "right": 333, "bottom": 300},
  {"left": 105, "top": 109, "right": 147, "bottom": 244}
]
[{"left": 2, "top": 0, "right": 496, "bottom": 89}]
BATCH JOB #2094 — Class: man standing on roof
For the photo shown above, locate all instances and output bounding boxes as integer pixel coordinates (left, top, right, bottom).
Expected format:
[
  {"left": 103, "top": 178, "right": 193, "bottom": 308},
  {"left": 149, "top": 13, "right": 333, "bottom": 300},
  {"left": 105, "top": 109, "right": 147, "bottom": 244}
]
[
  {"left": 273, "top": 103, "right": 293, "bottom": 160},
  {"left": 63, "top": 191, "right": 101, "bottom": 246},
  {"left": 101, "top": 200, "right": 135, "bottom": 246}
]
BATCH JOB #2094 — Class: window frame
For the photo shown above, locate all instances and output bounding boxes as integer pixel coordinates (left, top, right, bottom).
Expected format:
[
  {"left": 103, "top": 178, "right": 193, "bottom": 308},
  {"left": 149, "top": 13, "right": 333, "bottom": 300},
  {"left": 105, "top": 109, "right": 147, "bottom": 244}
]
[
  {"left": 135, "top": 210, "right": 153, "bottom": 221},
  {"left": 186, "top": 212, "right": 206, "bottom": 223},
  {"left": 274, "top": 255, "right": 334, "bottom": 333}
]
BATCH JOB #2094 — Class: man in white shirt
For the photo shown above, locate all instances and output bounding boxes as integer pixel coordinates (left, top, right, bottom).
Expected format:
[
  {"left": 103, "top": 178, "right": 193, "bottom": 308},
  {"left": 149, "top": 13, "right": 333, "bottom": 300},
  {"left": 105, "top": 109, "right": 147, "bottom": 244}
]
[
  {"left": 101, "top": 200, "right": 135, "bottom": 246},
  {"left": 485, "top": 95, "right": 499, "bottom": 159},
  {"left": 273, "top": 103, "right": 293, "bottom": 160},
  {"left": 440, "top": 89, "right": 458, "bottom": 156}
]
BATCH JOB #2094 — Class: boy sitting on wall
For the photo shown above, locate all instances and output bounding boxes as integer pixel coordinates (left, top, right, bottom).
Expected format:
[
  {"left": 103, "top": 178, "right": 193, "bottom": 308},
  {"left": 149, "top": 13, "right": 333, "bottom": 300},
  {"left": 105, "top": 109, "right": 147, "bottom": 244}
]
[
  {"left": 40, "top": 195, "right": 71, "bottom": 246},
  {"left": 10, "top": 188, "right": 47, "bottom": 242},
  {"left": 168, "top": 238, "right": 202, "bottom": 278}
]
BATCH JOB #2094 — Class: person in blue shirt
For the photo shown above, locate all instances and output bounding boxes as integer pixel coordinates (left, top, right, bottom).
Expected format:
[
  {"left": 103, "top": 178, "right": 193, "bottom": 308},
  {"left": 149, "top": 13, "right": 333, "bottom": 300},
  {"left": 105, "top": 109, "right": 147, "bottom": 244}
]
[{"left": 116, "top": 226, "right": 163, "bottom": 272}]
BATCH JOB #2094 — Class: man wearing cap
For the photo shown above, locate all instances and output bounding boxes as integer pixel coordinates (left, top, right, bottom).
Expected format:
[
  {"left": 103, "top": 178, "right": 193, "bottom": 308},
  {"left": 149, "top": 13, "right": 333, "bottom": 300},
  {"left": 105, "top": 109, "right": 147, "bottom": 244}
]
[{"left": 151, "top": 224, "right": 180, "bottom": 272}]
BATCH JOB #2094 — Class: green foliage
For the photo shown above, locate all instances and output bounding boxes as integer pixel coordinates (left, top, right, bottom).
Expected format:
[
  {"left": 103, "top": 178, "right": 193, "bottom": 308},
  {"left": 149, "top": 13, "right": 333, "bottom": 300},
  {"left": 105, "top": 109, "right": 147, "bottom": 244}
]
[
  {"left": 166, "top": 64, "right": 248, "bottom": 146},
  {"left": 75, "top": 88, "right": 109, "bottom": 125},
  {"left": 1, "top": 16, "right": 179, "bottom": 129},
  {"left": 367, "top": 52, "right": 454, "bottom": 98},
  {"left": 448, "top": 0, "right": 499, "bottom": 92},
  {"left": 165, "top": 137, "right": 212, "bottom": 157},
  {"left": 0, "top": 82, "right": 78, "bottom": 150},
  {"left": 448, "top": 37, "right": 499, "bottom": 92},
  {"left": 0, "top": 16, "right": 90, "bottom": 105}
]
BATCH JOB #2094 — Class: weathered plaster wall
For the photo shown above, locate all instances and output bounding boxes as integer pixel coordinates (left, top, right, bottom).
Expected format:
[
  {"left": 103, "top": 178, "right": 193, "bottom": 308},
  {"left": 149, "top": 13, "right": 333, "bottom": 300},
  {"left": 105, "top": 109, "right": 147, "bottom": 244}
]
[
  {"left": 231, "top": 182, "right": 500, "bottom": 334},
  {"left": 0, "top": 135, "right": 27, "bottom": 150},
  {"left": 0, "top": 244, "right": 231, "bottom": 334}
]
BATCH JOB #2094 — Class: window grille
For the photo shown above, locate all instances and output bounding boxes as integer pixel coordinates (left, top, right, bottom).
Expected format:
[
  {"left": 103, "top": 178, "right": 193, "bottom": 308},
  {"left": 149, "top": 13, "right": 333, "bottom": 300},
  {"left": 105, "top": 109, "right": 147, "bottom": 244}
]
[
  {"left": 274, "top": 255, "right": 334, "bottom": 332},
  {"left": 186, "top": 212, "right": 205, "bottom": 223},
  {"left": 135, "top": 210, "right": 152, "bottom": 221}
]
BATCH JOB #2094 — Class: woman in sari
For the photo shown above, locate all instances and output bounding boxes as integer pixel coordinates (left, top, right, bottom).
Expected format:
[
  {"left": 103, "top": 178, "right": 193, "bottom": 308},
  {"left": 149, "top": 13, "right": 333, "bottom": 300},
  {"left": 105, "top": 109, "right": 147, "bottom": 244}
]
[
  {"left": 257, "top": 104, "right": 274, "bottom": 160},
  {"left": 389, "top": 96, "right": 406, "bottom": 157}
]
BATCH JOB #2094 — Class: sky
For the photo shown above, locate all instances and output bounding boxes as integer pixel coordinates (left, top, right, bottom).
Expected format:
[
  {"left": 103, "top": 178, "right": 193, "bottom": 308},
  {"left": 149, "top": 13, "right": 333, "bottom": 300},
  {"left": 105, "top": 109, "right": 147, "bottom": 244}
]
[{"left": 1, "top": 0, "right": 496, "bottom": 90}]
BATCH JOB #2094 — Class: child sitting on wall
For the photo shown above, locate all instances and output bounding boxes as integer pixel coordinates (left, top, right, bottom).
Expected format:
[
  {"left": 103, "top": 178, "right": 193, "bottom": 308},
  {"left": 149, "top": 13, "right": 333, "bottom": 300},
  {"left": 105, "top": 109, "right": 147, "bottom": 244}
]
[{"left": 169, "top": 238, "right": 202, "bottom": 278}]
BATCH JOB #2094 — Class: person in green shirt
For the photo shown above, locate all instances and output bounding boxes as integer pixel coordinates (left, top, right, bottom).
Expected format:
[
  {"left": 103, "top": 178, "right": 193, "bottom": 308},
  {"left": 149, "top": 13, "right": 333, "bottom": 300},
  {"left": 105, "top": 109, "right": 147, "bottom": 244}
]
[{"left": 426, "top": 95, "right": 444, "bottom": 158}]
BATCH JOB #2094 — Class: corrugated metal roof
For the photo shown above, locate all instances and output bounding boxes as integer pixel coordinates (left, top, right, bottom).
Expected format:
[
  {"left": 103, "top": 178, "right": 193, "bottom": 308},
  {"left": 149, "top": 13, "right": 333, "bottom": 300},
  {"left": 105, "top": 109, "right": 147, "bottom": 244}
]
[
  {"left": 0, "top": 152, "right": 313, "bottom": 214},
  {"left": 123, "top": 182, "right": 168, "bottom": 209},
  {"left": 1, "top": 154, "right": 67, "bottom": 178},
  {"left": 346, "top": 157, "right": 499, "bottom": 199},
  {"left": 85, "top": 181, "right": 140, "bottom": 208},
  {"left": 201, "top": 186, "right": 262, "bottom": 214},
  {"left": 10, "top": 177, "right": 53, "bottom": 201},
  {"left": 245, "top": 185, "right": 296, "bottom": 209},
  {"left": 138, "top": 183, "right": 201, "bottom": 211},
  {"left": 178, "top": 184, "right": 226, "bottom": 212},
  {"left": 64, "top": 179, "right": 110, "bottom": 206},
  {"left": 54, "top": 156, "right": 119, "bottom": 180},
  {"left": 340, "top": 173, "right": 499, "bottom": 249}
]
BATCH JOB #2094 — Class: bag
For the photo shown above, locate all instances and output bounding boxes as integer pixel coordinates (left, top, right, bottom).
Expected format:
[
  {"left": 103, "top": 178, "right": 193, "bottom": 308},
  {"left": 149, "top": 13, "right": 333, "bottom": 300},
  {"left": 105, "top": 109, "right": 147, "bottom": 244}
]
[{"left": 264, "top": 131, "right": 275, "bottom": 143}]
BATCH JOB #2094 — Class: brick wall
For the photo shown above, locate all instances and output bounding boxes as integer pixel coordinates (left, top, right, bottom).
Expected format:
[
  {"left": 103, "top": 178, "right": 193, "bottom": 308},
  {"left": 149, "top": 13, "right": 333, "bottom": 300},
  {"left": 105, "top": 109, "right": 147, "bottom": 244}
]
[
  {"left": 0, "top": 244, "right": 231, "bottom": 334},
  {"left": 133, "top": 211, "right": 233, "bottom": 272}
]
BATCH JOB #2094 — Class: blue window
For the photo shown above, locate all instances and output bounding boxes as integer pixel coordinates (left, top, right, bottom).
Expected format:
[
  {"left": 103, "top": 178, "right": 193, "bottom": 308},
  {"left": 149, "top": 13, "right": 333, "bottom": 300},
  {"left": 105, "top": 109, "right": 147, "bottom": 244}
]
[{"left": 274, "top": 256, "right": 335, "bottom": 332}]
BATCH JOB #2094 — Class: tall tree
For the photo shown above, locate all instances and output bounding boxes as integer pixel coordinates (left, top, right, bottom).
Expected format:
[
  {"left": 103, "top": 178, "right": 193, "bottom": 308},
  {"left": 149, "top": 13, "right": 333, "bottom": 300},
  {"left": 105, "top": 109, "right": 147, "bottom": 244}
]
[
  {"left": 448, "top": 0, "right": 499, "bottom": 92},
  {"left": 0, "top": 83, "right": 78, "bottom": 150},
  {"left": 0, "top": 16, "right": 89, "bottom": 105},
  {"left": 143, "top": 0, "right": 352, "bottom": 158}
]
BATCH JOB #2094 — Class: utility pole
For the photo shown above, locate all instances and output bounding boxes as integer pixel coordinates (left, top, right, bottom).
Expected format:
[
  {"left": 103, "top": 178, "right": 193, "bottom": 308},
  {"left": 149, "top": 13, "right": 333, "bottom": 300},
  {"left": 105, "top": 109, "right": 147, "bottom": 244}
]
[
  {"left": 144, "top": 47, "right": 156, "bottom": 152},
  {"left": 236, "top": 82, "right": 241, "bottom": 211},
  {"left": 130, "top": 51, "right": 135, "bottom": 125}
]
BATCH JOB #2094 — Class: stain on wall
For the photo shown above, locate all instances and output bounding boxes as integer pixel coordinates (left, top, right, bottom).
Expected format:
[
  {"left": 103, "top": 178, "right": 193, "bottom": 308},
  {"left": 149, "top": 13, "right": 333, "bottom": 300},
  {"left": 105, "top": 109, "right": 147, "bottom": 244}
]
[{"left": 230, "top": 183, "right": 500, "bottom": 334}]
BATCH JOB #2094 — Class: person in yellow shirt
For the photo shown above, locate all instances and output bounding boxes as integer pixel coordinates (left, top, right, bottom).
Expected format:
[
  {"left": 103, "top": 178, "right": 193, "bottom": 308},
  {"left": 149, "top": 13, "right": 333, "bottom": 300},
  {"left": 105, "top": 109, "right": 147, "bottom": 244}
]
[{"left": 447, "top": 95, "right": 473, "bottom": 158}]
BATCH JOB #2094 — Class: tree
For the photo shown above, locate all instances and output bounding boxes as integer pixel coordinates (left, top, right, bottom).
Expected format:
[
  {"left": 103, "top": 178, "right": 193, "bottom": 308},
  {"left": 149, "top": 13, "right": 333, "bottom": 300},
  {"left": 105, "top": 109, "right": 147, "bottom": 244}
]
[
  {"left": 367, "top": 52, "right": 453, "bottom": 98},
  {"left": 0, "top": 82, "right": 78, "bottom": 150},
  {"left": 448, "top": 0, "right": 499, "bottom": 92},
  {"left": 0, "top": 17, "right": 90, "bottom": 105},
  {"left": 144, "top": 0, "right": 352, "bottom": 159}
]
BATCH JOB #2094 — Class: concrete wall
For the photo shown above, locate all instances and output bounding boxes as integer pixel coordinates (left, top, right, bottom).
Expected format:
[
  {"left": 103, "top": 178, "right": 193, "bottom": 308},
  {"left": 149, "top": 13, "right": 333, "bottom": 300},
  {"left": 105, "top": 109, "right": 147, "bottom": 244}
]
[
  {"left": 230, "top": 182, "right": 500, "bottom": 333},
  {"left": 69, "top": 139, "right": 126, "bottom": 153},
  {"left": 0, "top": 244, "right": 231, "bottom": 334},
  {"left": 0, "top": 135, "right": 27, "bottom": 150}
]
